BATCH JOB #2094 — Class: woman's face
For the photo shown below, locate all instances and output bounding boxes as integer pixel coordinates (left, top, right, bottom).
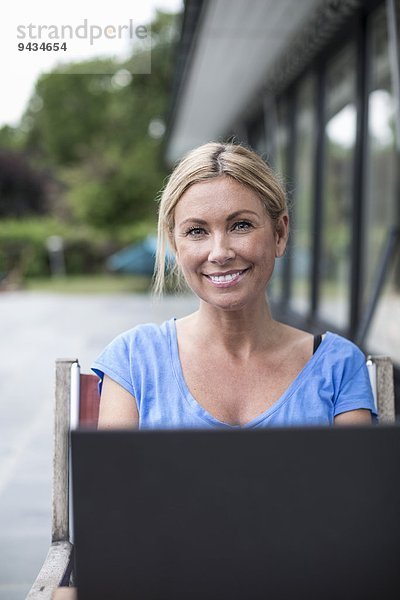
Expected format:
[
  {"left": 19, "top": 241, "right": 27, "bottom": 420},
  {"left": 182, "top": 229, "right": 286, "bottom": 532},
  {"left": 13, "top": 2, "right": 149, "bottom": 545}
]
[{"left": 173, "top": 176, "right": 288, "bottom": 311}]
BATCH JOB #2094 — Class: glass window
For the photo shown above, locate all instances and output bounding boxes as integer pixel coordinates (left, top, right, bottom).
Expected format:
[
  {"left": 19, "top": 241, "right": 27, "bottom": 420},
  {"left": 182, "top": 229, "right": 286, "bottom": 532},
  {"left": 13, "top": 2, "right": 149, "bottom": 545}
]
[
  {"left": 247, "top": 112, "right": 266, "bottom": 155},
  {"left": 364, "top": 6, "right": 400, "bottom": 363},
  {"left": 268, "top": 99, "right": 289, "bottom": 303},
  {"left": 319, "top": 44, "right": 357, "bottom": 329},
  {"left": 275, "top": 100, "right": 289, "bottom": 177},
  {"left": 290, "top": 76, "right": 315, "bottom": 315},
  {"left": 263, "top": 99, "right": 278, "bottom": 164},
  {"left": 366, "top": 246, "right": 400, "bottom": 364}
]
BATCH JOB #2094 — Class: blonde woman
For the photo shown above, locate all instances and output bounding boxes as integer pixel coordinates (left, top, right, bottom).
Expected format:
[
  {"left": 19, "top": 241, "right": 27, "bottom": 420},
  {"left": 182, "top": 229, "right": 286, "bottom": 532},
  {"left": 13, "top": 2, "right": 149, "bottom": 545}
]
[{"left": 93, "top": 142, "right": 376, "bottom": 429}]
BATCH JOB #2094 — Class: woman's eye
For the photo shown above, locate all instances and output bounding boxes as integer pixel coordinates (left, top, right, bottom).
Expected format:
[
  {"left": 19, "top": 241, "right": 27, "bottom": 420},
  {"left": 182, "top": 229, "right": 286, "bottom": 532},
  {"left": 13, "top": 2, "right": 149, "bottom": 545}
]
[
  {"left": 233, "top": 221, "right": 252, "bottom": 231},
  {"left": 185, "top": 227, "right": 205, "bottom": 237}
]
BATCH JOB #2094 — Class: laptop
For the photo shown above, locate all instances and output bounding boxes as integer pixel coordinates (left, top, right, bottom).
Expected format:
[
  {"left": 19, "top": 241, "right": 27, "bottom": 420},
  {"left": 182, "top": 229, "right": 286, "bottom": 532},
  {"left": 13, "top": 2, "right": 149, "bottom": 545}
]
[{"left": 71, "top": 426, "right": 400, "bottom": 599}]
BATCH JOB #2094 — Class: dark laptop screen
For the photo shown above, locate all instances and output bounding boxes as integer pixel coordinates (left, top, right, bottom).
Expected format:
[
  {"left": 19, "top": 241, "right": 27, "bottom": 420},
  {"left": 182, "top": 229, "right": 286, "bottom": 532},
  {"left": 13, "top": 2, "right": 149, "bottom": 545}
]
[{"left": 71, "top": 426, "right": 400, "bottom": 600}]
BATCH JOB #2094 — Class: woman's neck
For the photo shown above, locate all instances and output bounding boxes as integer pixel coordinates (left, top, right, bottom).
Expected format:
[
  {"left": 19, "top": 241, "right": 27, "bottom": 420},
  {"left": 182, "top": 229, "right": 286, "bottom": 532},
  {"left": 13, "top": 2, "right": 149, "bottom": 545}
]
[{"left": 188, "top": 298, "right": 281, "bottom": 359}]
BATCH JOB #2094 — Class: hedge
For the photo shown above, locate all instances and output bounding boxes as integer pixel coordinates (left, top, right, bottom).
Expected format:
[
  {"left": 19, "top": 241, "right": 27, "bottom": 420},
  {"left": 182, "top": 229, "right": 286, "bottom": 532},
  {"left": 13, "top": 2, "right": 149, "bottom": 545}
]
[{"left": 0, "top": 218, "right": 155, "bottom": 280}]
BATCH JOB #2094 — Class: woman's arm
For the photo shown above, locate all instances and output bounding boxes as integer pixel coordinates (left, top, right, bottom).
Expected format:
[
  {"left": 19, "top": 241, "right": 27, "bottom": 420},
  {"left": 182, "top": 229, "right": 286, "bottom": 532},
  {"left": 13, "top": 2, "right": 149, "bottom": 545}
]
[
  {"left": 97, "top": 374, "right": 139, "bottom": 429},
  {"left": 334, "top": 409, "right": 372, "bottom": 426}
]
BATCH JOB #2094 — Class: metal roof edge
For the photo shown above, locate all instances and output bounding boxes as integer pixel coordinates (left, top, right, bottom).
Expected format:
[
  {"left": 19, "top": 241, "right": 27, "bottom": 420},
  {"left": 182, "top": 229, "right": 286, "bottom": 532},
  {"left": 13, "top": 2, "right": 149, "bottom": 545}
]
[{"left": 163, "top": 0, "right": 209, "bottom": 166}]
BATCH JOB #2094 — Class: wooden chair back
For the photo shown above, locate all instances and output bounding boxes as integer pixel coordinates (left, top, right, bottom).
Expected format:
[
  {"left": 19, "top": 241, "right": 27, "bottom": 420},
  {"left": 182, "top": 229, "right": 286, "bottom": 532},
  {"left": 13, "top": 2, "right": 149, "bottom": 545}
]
[
  {"left": 27, "top": 359, "right": 100, "bottom": 599},
  {"left": 366, "top": 356, "right": 396, "bottom": 423}
]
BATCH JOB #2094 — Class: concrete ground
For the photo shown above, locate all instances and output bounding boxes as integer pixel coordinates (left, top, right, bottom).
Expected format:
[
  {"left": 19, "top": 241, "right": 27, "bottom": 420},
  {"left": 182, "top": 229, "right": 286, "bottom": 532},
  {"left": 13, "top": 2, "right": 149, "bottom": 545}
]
[{"left": 0, "top": 290, "right": 198, "bottom": 600}]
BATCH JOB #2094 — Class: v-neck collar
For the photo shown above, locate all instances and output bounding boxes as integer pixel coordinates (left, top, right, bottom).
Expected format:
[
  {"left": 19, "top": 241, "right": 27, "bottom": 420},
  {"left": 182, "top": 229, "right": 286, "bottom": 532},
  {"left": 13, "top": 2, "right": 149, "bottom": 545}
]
[{"left": 167, "top": 318, "right": 332, "bottom": 429}]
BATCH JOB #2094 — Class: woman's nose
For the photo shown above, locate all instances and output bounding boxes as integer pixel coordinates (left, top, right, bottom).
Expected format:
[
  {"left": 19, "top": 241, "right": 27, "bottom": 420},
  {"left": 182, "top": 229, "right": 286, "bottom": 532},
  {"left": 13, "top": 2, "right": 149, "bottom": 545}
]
[{"left": 208, "top": 234, "right": 235, "bottom": 264}]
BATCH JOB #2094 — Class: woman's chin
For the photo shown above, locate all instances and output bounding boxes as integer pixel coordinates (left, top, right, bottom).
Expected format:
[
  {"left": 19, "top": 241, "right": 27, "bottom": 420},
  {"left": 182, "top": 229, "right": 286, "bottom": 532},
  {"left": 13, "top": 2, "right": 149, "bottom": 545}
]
[{"left": 199, "top": 291, "right": 256, "bottom": 312}]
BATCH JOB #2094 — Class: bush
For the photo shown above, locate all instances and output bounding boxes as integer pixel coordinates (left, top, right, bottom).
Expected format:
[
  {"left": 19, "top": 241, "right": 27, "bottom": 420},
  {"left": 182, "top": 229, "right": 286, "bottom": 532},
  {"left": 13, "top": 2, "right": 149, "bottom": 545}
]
[{"left": 0, "top": 218, "right": 155, "bottom": 282}]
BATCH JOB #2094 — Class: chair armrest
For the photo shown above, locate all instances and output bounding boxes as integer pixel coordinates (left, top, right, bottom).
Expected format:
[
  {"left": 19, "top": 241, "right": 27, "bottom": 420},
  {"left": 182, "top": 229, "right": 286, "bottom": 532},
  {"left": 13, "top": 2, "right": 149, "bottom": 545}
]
[{"left": 26, "top": 541, "right": 73, "bottom": 599}]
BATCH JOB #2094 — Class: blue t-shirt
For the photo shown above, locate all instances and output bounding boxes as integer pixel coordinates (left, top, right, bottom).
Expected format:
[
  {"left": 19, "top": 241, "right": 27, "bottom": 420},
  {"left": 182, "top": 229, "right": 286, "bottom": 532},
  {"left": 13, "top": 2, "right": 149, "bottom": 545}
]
[{"left": 92, "top": 318, "right": 377, "bottom": 429}]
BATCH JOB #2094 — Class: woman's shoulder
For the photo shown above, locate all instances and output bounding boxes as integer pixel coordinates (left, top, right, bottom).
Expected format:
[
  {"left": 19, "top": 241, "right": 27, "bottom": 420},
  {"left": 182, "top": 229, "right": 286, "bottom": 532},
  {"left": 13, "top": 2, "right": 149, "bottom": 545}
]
[
  {"left": 92, "top": 318, "right": 176, "bottom": 377},
  {"left": 321, "top": 331, "right": 364, "bottom": 353},
  {"left": 110, "top": 318, "right": 175, "bottom": 348},
  {"left": 318, "top": 331, "right": 367, "bottom": 372}
]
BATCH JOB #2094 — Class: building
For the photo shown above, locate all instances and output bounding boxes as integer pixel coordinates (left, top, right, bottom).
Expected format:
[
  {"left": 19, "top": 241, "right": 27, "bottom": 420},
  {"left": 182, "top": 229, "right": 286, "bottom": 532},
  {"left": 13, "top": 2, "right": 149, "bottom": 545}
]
[{"left": 165, "top": 0, "right": 400, "bottom": 401}]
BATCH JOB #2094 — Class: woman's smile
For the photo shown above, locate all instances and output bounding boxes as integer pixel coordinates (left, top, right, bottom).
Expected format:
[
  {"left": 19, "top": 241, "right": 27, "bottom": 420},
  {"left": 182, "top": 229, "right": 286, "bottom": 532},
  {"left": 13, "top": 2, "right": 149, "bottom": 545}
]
[{"left": 204, "top": 268, "right": 250, "bottom": 287}]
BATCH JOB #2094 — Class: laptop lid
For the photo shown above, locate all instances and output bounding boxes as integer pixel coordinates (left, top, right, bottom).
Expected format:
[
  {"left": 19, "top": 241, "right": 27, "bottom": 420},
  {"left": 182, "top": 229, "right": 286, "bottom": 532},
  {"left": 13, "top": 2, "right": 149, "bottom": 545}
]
[{"left": 71, "top": 426, "right": 400, "bottom": 599}]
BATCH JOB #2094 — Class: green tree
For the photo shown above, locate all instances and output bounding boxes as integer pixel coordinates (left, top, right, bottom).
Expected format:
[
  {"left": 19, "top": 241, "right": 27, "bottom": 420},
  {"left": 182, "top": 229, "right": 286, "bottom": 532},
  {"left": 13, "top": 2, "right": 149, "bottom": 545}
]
[{"left": 21, "top": 9, "right": 180, "bottom": 228}]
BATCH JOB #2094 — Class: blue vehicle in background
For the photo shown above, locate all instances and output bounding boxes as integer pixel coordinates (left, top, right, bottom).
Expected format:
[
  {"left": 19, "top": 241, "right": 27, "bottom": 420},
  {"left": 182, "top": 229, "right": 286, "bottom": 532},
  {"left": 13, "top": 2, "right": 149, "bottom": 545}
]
[{"left": 106, "top": 235, "right": 174, "bottom": 276}]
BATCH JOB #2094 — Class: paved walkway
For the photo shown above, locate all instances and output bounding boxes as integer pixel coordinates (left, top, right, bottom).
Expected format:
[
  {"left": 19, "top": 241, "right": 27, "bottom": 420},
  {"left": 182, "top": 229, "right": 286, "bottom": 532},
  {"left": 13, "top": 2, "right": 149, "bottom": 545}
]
[{"left": 0, "top": 291, "right": 198, "bottom": 599}]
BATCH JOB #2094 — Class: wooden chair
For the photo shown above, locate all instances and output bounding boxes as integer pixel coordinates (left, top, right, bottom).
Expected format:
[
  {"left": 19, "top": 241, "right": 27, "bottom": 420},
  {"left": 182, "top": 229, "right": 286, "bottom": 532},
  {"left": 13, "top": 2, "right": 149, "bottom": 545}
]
[
  {"left": 366, "top": 356, "right": 396, "bottom": 423},
  {"left": 26, "top": 359, "right": 100, "bottom": 600},
  {"left": 26, "top": 354, "right": 396, "bottom": 599}
]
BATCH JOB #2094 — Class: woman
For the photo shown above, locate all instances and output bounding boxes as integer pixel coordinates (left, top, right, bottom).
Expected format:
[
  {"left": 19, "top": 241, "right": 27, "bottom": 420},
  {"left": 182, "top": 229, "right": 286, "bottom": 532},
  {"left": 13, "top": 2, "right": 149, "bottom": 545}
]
[{"left": 93, "top": 142, "right": 376, "bottom": 429}]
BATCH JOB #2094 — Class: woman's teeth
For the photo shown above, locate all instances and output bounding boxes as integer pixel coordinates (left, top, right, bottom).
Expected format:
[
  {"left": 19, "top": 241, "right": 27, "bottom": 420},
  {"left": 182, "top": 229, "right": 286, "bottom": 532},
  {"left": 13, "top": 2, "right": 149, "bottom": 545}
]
[{"left": 209, "top": 271, "right": 243, "bottom": 283}]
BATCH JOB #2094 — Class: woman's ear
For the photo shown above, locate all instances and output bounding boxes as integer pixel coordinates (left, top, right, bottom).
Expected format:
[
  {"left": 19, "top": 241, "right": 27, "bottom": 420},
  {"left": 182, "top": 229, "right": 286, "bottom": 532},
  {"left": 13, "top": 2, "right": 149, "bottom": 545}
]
[{"left": 275, "top": 213, "right": 289, "bottom": 258}]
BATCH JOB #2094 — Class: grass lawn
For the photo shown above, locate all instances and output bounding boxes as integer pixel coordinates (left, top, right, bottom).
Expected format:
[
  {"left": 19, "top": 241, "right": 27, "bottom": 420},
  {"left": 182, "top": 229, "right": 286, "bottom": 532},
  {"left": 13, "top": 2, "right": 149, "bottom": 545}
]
[{"left": 23, "top": 274, "right": 152, "bottom": 294}]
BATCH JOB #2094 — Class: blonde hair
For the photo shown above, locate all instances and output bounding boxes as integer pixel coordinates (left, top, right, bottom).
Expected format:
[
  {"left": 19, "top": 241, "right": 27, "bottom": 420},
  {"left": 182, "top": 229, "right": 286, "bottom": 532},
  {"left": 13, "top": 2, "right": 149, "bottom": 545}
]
[{"left": 153, "top": 142, "right": 287, "bottom": 295}]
